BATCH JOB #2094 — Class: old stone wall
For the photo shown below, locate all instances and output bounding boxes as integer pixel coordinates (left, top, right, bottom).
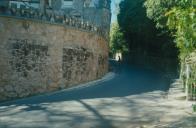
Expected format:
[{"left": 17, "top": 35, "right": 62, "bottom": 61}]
[{"left": 0, "top": 16, "right": 108, "bottom": 101}]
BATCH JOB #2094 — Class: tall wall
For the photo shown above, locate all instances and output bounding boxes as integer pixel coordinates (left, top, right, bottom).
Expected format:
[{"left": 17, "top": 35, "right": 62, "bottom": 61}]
[{"left": 0, "top": 16, "right": 108, "bottom": 101}]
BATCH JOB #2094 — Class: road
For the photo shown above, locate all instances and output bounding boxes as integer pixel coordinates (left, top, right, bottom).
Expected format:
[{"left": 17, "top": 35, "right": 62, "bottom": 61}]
[{"left": 0, "top": 61, "right": 195, "bottom": 128}]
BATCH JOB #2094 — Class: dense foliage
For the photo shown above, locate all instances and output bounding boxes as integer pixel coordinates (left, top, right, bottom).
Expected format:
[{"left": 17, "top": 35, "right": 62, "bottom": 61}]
[
  {"left": 145, "top": 0, "right": 196, "bottom": 101},
  {"left": 110, "top": 23, "right": 128, "bottom": 55},
  {"left": 117, "top": 0, "right": 178, "bottom": 59},
  {"left": 144, "top": 0, "right": 196, "bottom": 59}
]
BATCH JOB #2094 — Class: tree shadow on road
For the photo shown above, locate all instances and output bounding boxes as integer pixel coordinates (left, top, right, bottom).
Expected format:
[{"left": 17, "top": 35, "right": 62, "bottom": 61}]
[{"left": 0, "top": 98, "right": 119, "bottom": 128}]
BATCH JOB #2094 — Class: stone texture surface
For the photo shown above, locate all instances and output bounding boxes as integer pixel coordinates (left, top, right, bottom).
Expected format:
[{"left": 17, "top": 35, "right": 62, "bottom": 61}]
[{"left": 0, "top": 17, "right": 108, "bottom": 101}]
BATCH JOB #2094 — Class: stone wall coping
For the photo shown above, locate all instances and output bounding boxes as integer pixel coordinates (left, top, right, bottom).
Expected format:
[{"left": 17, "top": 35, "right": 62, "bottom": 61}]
[{"left": 0, "top": 7, "right": 109, "bottom": 41}]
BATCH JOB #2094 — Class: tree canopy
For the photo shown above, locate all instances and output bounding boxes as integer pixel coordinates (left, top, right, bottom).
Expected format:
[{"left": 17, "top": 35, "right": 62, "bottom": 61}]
[
  {"left": 110, "top": 22, "right": 128, "bottom": 55},
  {"left": 144, "top": 0, "right": 196, "bottom": 59},
  {"left": 117, "top": 0, "right": 178, "bottom": 58}
]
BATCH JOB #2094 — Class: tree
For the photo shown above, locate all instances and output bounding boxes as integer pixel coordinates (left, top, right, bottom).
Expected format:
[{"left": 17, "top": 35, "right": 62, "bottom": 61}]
[
  {"left": 144, "top": 0, "right": 175, "bottom": 28},
  {"left": 117, "top": 0, "right": 178, "bottom": 58},
  {"left": 166, "top": 5, "right": 195, "bottom": 59},
  {"left": 110, "top": 22, "right": 128, "bottom": 55},
  {"left": 144, "top": 0, "right": 196, "bottom": 59}
]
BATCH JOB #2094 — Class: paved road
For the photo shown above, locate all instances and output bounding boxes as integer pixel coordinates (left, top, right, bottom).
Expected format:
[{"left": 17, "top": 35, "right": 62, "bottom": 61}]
[{"left": 0, "top": 61, "right": 195, "bottom": 128}]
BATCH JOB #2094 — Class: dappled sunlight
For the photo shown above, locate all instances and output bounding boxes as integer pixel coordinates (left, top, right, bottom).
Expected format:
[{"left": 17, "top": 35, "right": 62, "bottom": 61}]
[
  {"left": 0, "top": 89, "right": 194, "bottom": 128},
  {"left": 0, "top": 0, "right": 195, "bottom": 128},
  {"left": 0, "top": 62, "right": 194, "bottom": 128}
]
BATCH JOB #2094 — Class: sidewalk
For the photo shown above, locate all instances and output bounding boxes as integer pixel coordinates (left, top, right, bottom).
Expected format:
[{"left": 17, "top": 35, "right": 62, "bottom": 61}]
[
  {"left": 157, "top": 79, "right": 196, "bottom": 128},
  {"left": 168, "top": 79, "right": 195, "bottom": 110}
]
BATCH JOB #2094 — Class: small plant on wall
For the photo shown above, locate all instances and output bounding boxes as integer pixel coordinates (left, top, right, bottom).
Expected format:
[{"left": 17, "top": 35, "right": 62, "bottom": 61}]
[{"left": 193, "top": 104, "right": 196, "bottom": 112}]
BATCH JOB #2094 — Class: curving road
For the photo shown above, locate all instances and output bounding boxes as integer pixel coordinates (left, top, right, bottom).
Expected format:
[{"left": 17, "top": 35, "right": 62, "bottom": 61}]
[{"left": 0, "top": 61, "right": 194, "bottom": 128}]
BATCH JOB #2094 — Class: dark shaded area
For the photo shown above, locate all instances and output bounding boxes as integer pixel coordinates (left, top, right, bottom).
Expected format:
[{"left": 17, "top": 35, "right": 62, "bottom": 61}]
[
  {"left": 117, "top": 0, "right": 179, "bottom": 73},
  {"left": 0, "top": 60, "right": 171, "bottom": 106},
  {"left": 0, "top": 61, "right": 178, "bottom": 128},
  {"left": 77, "top": 100, "right": 116, "bottom": 128}
]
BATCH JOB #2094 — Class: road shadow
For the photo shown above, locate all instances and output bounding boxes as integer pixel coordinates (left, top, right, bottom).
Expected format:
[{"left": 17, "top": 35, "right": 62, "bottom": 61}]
[
  {"left": 0, "top": 60, "right": 172, "bottom": 106},
  {"left": 0, "top": 61, "right": 191, "bottom": 128}
]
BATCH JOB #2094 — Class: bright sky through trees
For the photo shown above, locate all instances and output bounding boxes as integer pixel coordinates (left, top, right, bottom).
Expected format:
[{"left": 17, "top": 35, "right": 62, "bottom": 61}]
[{"left": 111, "top": 0, "right": 121, "bottom": 23}]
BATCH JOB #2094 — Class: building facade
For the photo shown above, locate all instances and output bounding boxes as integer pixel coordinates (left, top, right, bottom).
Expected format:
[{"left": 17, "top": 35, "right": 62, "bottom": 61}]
[{"left": 4, "top": 0, "right": 111, "bottom": 34}]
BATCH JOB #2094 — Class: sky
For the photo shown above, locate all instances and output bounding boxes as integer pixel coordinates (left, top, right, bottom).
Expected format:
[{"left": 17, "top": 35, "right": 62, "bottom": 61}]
[{"left": 111, "top": 0, "right": 122, "bottom": 23}]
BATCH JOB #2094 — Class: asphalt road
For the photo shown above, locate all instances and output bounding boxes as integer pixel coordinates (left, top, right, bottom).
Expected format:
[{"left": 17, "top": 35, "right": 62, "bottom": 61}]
[{"left": 0, "top": 61, "right": 193, "bottom": 128}]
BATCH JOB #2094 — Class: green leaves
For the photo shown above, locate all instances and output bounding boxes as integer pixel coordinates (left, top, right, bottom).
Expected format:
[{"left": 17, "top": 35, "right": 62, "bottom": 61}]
[
  {"left": 145, "top": 0, "right": 196, "bottom": 59},
  {"left": 110, "top": 23, "right": 128, "bottom": 54},
  {"left": 117, "top": 0, "right": 178, "bottom": 58},
  {"left": 167, "top": 7, "right": 195, "bottom": 55}
]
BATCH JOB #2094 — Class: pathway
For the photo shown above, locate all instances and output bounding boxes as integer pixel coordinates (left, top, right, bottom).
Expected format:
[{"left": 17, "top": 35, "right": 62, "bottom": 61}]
[{"left": 0, "top": 61, "right": 195, "bottom": 128}]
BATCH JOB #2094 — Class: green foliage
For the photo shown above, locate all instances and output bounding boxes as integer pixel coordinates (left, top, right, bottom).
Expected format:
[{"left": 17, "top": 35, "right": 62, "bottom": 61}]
[
  {"left": 145, "top": 0, "right": 196, "bottom": 59},
  {"left": 145, "top": 0, "right": 196, "bottom": 101},
  {"left": 144, "top": 0, "right": 169, "bottom": 28},
  {"left": 144, "top": 0, "right": 194, "bottom": 28},
  {"left": 110, "top": 23, "right": 128, "bottom": 54},
  {"left": 117, "top": 0, "right": 178, "bottom": 58},
  {"left": 166, "top": 7, "right": 196, "bottom": 59}
]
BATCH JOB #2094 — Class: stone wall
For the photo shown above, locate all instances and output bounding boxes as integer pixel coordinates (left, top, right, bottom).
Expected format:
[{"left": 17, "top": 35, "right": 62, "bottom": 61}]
[{"left": 0, "top": 16, "right": 108, "bottom": 101}]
